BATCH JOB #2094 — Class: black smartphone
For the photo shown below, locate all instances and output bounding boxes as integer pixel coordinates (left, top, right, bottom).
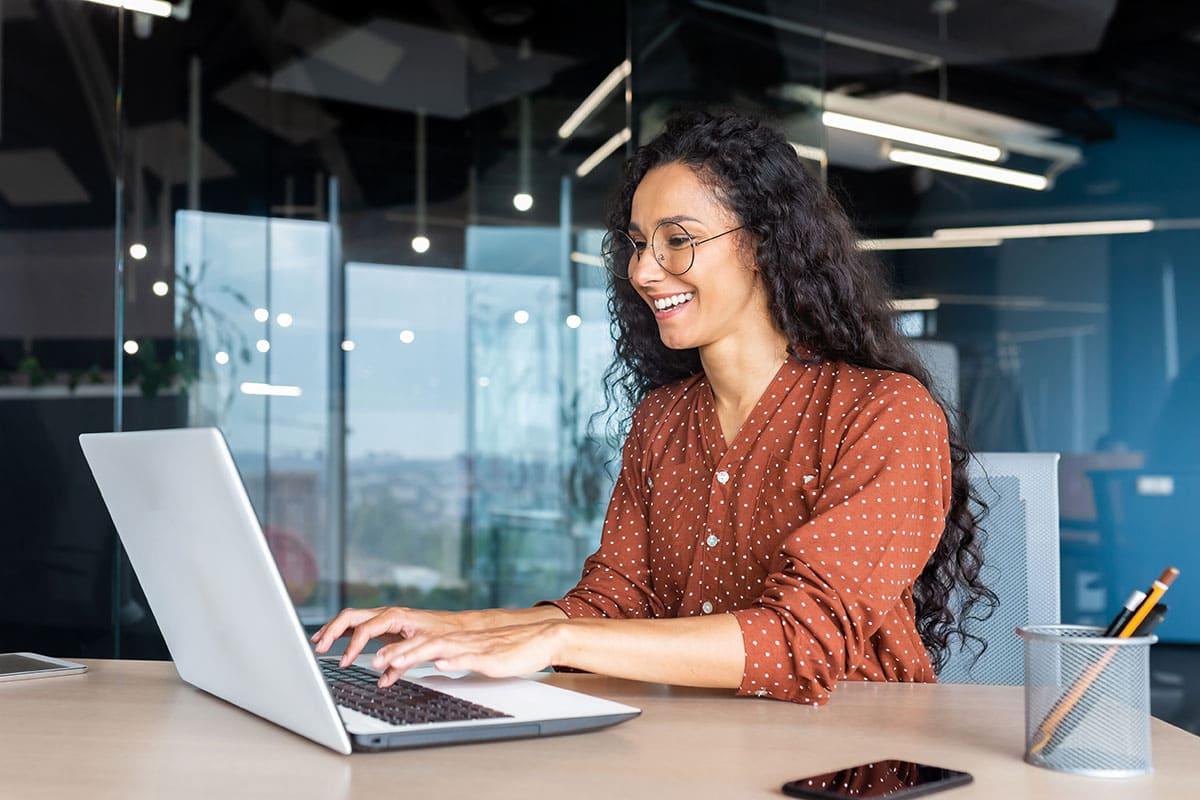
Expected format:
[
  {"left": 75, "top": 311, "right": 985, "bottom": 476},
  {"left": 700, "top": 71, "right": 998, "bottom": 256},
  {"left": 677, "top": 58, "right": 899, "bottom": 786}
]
[{"left": 781, "top": 760, "right": 973, "bottom": 799}]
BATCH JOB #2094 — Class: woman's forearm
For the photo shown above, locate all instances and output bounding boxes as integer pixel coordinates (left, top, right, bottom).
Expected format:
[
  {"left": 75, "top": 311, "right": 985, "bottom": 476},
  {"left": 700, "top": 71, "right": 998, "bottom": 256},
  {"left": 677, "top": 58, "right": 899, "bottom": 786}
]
[
  {"left": 463, "top": 605, "right": 567, "bottom": 630},
  {"left": 554, "top": 614, "right": 745, "bottom": 689}
]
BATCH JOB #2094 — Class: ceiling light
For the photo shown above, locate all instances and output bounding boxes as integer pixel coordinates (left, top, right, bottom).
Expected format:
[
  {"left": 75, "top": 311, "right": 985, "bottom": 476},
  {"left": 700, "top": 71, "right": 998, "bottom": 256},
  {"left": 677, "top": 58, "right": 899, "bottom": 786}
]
[
  {"left": 240, "top": 382, "right": 302, "bottom": 397},
  {"left": 276, "top": 312, "right": 293, "bottom": 328},
  {"left": 887, "top": 148, "right": 1049, "bottom": 191},
  {"left": 823, "top": 111, "right": 1003, "bottom": 162},
  {"left": 254, "top": 307, "right": 269, "bottom": 322},
  {"left": 341, "top": 340, "right": 356, "bottom": 352},
  {"left": 82, "top": 0, "right": 174, "bottom": 18},
  {"left": 478, "top": 376, "right": 490, "bottom": 388},
  {"left": 128, "top": 242, "right": 148, "bottom": 260},
  {"left": 151, "top": 280, "right": 170, "bottom": 296},
  {"left": 558, "top": 60, "right": 632, "bottom": 140},
  {"left": 411, "top": 235, "right": 430, "bottom": 253},
  {"left": 576, "top": 128, "right": 631, "bottom": 178},
  {"left": 513, "top": 192, "right": 533, "bottom": 212},
  {"left": 214, "top": 351, "right": 230, "bottom": 365},
  {"left": 256, "top": 339, "right": 270, "bottom": 353},
  {"left": 857, "top": 237, "right": 1002, "bottom": 251},
  {"left": 791, "top": 142, "right": 826, "bottom": 162},
  {"left": 399, "top": 330, "right": 415, "bottom": 344},
  {"left": 891, "top": 298, "right": 941, "bottom": 312},
  {"left": 565, "top": 314, "right": 582, "bottom": 329},
  {"left": 123, "top": 340, "right": 139, "bottom": 355},
  {"left": 513, "top": 310, "right": 530, "bottom": 325},
  {"left": 933, "top": 219, "right": 1155, "bottom": 241}
]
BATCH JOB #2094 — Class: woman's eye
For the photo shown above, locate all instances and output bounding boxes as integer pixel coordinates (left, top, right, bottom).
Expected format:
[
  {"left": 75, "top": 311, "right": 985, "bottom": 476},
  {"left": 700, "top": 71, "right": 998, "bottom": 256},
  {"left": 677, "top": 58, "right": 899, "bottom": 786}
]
[
  {"left": 632, "top": 241, "right": 648, "bottom": 253},
  {"left": 667, "top": 236, "right": 691, "bottom": 248}
]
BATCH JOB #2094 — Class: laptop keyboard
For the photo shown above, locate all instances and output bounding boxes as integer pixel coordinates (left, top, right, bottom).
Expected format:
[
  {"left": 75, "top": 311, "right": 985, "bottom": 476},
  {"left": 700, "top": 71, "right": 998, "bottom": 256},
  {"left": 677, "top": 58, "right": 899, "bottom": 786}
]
[{"left": 318, "top": 659, "right": 512, "bottom": 727}]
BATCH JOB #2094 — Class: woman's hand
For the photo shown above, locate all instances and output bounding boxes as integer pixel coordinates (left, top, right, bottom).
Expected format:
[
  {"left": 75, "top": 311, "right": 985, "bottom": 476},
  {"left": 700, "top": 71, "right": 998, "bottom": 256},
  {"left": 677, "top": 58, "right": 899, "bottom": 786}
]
[
  {"left": 311, "top": 606, "right": 469, "bottom": 667},
  {"left": 371, "top": 621, "right": 568, "bottom": 686}
]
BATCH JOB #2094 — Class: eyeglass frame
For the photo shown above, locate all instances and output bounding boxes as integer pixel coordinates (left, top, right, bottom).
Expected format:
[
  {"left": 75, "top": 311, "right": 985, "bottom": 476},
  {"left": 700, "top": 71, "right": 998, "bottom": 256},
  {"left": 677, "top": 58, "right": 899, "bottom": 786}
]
[{"left": 601, "top": 220, "right": 746, "bottom": 279}]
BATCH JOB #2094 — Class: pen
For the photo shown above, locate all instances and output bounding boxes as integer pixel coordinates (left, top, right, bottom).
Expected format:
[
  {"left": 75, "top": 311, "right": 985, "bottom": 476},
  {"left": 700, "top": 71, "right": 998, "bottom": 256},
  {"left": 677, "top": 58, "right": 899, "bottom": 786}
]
[
  {"left": 1029, "top": 567, "right": 1179, "bottom": 755},
  {"left": 1132, "top": 603, "right": 1168, "bottom": 637},
  {"left": 1043, "top": 604, "right": 1169, "bottom": 754},
  {"left": 1102, "top": 590, "right": 1147, "bottom": 637}
]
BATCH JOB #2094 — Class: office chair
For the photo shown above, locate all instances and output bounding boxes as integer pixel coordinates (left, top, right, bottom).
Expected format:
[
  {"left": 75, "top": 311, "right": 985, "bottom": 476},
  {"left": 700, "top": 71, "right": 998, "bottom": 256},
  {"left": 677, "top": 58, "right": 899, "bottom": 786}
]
[{"left": 938, "top": 452, "right": 1061, "bottom": 685}]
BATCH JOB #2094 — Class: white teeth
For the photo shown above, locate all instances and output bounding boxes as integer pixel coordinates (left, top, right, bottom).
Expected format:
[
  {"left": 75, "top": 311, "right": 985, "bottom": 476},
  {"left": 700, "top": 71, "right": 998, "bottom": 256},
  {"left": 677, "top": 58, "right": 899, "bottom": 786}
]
[{"left": 654, "top": 292, "right": 694, "bottom": 310}]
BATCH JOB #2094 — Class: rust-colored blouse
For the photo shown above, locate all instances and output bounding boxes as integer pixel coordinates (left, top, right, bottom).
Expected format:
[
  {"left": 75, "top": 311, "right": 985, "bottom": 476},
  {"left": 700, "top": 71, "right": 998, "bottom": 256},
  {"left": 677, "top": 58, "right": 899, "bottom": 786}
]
[{"left": 538, "top": 354, "right": 952, "bottom": 705}]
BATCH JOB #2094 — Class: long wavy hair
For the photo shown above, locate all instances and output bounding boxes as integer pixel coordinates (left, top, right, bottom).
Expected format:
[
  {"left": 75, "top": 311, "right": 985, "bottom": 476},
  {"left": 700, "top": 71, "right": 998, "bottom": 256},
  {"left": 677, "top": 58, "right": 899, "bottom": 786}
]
[{"left": 598, "top": 109, "right": 995, "bottom": 671}]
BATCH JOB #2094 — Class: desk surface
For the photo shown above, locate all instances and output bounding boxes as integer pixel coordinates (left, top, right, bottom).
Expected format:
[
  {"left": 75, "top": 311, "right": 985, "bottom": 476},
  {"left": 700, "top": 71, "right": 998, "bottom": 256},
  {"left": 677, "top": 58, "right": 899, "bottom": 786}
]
[{"left": 2, "top": 659, "right": 1198, "bottom": 799}]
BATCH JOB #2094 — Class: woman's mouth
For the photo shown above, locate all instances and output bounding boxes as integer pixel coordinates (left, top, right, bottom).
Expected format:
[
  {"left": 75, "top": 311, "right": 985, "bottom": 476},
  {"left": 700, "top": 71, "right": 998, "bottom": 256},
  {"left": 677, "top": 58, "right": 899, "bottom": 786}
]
[{"left": 652, "top": 292, "right": 695, "bottom": 319}]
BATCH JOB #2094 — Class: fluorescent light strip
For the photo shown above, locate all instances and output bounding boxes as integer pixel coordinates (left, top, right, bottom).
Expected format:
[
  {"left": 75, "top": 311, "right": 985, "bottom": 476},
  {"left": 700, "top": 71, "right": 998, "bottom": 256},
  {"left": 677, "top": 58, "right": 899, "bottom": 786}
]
[
  {"left": 82, "top": 0, "right": 174, "bottom": 17},
  {"left": 558, "top": 60, "right": 632, "bottom": 140},
  {"left": 791, "top": 142, "right": 826, "bottom": 162},
  {"left": 823, "top": 111, "right": 1002, "bottom": 162},
  {"left": 576, "top": 127, "right": 632, "bottom": 178},
  {"left": 240, "top": 382, "right": 303, "bottom": 398},
  {"left": 857, "top": 237, "right": 1002, "bottom": 251},
  {"left": 887, "top": 148, "right": 1049, "bottom": 191},
  {"left": 933, "top": 219, "right": 1155, "bottom": 241},
  {"left": 570, "top": 251, "right": 604, "bottom": 268},
  {"left": 891, "top": 298, "right": 941, "bottom": 312}
]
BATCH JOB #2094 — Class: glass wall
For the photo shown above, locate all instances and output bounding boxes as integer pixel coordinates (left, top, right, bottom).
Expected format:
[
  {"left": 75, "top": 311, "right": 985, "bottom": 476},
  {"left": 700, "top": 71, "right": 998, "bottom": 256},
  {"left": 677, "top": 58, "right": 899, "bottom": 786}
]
[
  {"left": 3, "top": 0, "right": 1195, "bottom": 733},
  {"left": 1, "top": 1, "right": 629, "bottom": 657}
]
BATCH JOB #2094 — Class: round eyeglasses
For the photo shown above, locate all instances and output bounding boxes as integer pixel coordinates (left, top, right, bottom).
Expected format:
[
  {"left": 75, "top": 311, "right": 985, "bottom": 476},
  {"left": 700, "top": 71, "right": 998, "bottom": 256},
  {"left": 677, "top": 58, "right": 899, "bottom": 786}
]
[{"left": 600, "top": 221, "right": 744, "bottom": 280}]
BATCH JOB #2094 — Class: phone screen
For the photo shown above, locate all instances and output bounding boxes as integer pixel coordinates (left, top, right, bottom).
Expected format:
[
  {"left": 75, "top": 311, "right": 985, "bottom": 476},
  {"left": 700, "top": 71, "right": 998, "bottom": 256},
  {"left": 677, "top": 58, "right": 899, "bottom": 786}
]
[
  {"left": 782, "top": 760, "right": 972, "bottom": 799},
  {"left": 0, "top": 654, "right": 62, "bottom": 675}
]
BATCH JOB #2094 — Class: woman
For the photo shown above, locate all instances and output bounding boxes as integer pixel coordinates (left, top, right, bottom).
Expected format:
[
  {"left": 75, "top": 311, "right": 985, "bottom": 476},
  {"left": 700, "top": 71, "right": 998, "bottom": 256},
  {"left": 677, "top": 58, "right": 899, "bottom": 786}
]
[{"left": 313, "top": 110, "right": 992, "bottom": 705}]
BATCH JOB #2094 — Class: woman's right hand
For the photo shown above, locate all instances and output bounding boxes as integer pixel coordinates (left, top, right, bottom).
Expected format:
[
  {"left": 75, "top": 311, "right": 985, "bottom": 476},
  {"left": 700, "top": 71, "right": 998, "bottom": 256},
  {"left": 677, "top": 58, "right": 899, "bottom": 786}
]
[{"left": 310, "top": 606, "right": 470, "bottom": 667}]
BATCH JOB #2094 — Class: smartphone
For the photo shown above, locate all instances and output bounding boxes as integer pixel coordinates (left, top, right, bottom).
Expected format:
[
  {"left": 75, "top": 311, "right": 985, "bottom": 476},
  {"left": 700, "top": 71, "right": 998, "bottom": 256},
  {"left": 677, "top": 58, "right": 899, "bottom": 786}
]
[
  {"left": 0, "top": 652, "right": 88, "bottom": 683},
  {"left": 782, "top": 760, "right": 972, "bottom": 799}
]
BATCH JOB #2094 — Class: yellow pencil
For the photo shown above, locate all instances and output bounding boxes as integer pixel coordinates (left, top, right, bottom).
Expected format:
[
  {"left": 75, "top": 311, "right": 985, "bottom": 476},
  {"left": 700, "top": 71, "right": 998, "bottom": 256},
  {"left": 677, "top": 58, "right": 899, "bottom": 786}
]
[{"left": 1119, "top": 567, "right": 1180, "bottom": 637}]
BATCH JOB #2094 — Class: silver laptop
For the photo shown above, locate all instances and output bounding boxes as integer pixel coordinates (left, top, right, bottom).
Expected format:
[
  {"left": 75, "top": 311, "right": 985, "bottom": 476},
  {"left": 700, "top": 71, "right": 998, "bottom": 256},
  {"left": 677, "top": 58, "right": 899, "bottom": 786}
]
[{"left": 79, "top": 427, "right": 639, "bottom": 754}]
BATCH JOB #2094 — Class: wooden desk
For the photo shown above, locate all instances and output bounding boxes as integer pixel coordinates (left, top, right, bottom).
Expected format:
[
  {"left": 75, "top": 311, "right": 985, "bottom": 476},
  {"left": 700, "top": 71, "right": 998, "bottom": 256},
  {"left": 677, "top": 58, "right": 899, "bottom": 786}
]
[{"left": 2, "top": 659, "right": 1198, "bottom": 799}]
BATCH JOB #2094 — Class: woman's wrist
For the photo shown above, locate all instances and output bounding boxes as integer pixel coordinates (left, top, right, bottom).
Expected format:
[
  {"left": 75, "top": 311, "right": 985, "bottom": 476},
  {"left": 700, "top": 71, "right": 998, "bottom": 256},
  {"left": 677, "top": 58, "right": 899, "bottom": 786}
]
[{"left": 548, "top": 618, "right": 576, "bottom": 666}]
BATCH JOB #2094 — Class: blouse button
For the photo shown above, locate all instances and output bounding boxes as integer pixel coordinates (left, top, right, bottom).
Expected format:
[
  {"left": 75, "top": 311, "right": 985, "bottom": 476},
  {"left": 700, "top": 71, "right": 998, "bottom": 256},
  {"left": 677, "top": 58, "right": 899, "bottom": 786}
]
[
  {"left": 705, "top": 534, "right": 719, "bottom": 548},
  {"left": 716, "top": 470, "right": 730, "bottom": 484},
  {"left": 701, "top": 601, "right": 714, "bottom": 614}
]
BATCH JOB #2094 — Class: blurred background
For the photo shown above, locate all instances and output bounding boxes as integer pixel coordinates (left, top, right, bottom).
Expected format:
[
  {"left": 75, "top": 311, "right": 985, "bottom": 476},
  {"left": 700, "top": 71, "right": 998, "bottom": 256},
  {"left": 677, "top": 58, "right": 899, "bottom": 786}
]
[{"left": 1, "top": 0, "right": 1196, "bottom": 730}]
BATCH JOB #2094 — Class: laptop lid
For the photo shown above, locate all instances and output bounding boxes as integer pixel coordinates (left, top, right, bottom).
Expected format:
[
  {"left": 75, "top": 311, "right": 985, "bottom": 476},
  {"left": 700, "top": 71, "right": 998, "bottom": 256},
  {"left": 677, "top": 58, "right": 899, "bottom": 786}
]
[{"left": 80, "top": 428, "right": 353, "bottom": 754}]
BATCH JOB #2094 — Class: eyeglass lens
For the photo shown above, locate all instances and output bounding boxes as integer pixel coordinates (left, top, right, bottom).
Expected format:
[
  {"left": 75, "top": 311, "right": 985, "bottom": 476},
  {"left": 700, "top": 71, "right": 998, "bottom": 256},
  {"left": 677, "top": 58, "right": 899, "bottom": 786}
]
[{"left": 600, "top": 222, "right": 695, "bottom": 279}]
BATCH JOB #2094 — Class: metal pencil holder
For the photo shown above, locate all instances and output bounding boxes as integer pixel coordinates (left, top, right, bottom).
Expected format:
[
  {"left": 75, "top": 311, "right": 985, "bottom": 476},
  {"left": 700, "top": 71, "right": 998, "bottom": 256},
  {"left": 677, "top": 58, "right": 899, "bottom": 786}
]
[{"left": 1017, "top": 624, "right": 1157, "bottom": 777}]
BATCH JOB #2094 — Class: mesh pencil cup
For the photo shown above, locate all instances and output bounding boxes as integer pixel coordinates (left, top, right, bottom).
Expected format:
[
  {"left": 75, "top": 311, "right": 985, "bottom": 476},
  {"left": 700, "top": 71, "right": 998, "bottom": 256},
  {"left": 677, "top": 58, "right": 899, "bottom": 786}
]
[{"left": 1017, "top": 624, "right": 1157, "bottom": 777}]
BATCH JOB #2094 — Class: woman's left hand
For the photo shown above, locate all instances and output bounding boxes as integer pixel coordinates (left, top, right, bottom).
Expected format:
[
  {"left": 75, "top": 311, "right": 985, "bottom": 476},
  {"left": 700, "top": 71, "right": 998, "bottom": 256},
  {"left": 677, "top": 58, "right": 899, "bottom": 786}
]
[{"left": 371, "top": 621, "right": 568, "bottom": 686}]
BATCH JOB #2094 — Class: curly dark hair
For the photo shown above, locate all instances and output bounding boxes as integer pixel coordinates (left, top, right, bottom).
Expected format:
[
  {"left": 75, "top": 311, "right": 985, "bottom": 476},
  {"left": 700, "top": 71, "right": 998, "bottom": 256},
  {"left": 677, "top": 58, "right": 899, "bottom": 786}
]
[{"left": 597, "top": 108, "right": 996, "bottom": 672}]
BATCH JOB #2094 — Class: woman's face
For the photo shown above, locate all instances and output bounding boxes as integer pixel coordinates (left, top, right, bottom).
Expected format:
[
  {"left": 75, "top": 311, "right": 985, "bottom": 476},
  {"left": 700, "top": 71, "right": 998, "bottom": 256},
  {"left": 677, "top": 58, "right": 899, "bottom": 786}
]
[{"left": 627, "top": 162, "right": 765, "bottom": 351}]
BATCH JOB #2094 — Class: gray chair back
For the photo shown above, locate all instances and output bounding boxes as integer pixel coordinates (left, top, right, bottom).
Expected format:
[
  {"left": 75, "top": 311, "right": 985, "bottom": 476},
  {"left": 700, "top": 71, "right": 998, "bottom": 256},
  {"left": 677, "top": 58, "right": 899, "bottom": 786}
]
[{"left": 938, "top": 452, "right": 1061, "bottom": 684}]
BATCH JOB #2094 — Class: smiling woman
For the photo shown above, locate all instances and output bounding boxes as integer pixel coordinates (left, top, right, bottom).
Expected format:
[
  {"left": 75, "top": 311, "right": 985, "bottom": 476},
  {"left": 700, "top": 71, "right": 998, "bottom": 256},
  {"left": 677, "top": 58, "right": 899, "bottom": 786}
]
[{"left": 314, "top": 109, "right": 996, "bottom": 704}]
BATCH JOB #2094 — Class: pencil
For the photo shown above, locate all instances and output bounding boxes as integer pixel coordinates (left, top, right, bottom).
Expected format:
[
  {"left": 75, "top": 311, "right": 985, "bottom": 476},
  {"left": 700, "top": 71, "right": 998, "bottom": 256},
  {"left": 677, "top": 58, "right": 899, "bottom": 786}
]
[
  {"left": 1029, "top": 567, "right": 1179, "bottom": 755},
  {"left": 1119, "top": 567, "right": 1179, "bottom": 636}
]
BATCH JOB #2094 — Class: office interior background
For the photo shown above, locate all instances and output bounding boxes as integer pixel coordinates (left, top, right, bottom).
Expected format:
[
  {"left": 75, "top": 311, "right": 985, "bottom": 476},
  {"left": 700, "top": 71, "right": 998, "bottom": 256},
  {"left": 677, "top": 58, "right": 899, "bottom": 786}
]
[{"left": 1, "top": 0, "right": 1196, "bottom": 730}]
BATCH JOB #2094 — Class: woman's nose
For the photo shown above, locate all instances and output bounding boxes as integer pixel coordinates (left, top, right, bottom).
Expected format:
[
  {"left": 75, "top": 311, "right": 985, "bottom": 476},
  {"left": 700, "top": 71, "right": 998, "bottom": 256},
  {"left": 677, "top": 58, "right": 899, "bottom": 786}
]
[{"left": 629, "top": 245, "right": 666, "bottom": 285}]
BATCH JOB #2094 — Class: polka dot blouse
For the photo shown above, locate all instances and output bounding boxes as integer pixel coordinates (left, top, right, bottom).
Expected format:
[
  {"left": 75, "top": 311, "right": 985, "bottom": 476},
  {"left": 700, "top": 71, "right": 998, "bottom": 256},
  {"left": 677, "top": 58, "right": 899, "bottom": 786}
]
[{"left": 537, "top": 353, "right": 952, "bottom": 705}]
